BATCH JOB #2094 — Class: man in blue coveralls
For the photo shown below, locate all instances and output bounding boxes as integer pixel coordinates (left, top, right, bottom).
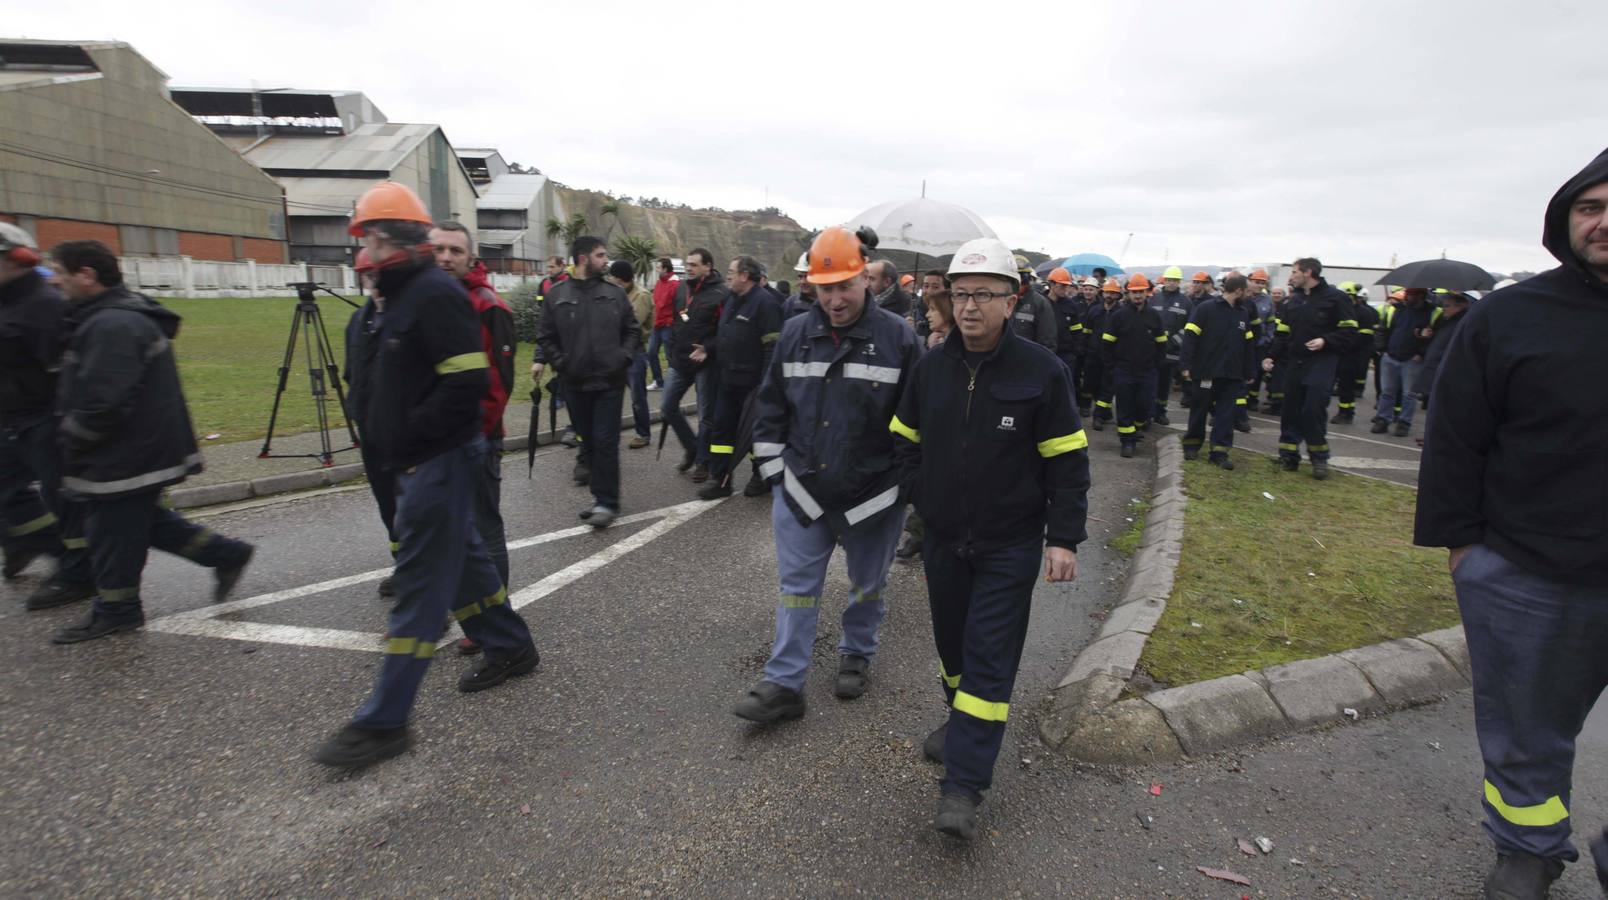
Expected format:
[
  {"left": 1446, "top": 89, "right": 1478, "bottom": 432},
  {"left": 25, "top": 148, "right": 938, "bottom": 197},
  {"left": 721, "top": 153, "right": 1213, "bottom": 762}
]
[{"left": 314, "top": 181, "right": 538, "bottom": 769}]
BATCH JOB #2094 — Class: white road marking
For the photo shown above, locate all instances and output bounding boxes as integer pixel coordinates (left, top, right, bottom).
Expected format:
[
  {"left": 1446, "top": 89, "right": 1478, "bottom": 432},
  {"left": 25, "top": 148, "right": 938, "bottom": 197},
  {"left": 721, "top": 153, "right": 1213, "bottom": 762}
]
[
  {"left": 145, "top": 500, "right": 720, "bottom": 652},
  {"left": 1325, "top": 456, "right": 1422, "bottom": 471}
]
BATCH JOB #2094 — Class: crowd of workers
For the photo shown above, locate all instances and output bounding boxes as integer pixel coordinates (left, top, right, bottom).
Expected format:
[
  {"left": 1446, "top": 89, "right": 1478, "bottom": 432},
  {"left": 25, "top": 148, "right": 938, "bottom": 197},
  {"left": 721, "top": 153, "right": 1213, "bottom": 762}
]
[{"left": 2, "top": 144, "right": 1606, "bottom": 891}]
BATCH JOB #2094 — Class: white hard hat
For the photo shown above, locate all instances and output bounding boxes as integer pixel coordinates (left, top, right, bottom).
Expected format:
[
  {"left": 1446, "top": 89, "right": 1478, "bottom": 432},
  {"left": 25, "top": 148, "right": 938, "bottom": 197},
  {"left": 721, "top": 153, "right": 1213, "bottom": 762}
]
[
  {"left": 946, "top": 238, "right": 1019, "bottom": 289},
  {"left": 0, "top": 222, "right": 37, "bottom": 252},
  {"left": 1492, "top": 278, "right": 1518, "bottom": 290},
  {"left": 793, "top": 251, "right": 809, "bottom": 274}
]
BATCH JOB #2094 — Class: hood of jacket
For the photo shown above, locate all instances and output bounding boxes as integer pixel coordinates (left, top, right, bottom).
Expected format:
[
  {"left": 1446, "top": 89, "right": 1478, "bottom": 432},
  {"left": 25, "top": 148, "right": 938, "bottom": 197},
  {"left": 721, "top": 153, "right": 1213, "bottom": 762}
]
[
  {"left": 69, "top": 285, "right": 181, "bottom": 338},
  {"left": 1542, "top": 145, "right": 1608, "bottom": 283},
  {"left": 463, "top": 261, "right": 493, "bottom": 293}
]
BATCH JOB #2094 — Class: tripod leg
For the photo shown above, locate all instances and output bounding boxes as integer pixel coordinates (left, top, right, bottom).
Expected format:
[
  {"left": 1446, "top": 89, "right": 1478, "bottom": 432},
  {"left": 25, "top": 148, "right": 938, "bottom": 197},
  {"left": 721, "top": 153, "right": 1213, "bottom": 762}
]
[
  {"left": 302, "top": 309, "right": 336, "bottom": 467},
  {"left": 307, "top": 303, "right": 361, "bottom": 451},
  {"left": 260, "top": 306, "right": 305, "bottom": 457}
]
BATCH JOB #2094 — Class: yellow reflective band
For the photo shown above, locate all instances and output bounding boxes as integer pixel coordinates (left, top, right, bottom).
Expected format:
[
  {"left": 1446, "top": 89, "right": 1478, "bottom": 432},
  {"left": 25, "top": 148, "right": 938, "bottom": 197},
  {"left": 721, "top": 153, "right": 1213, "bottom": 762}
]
[
  {"left": 1245, "top": 330, "right": 1255, "bottom": 339},
  {"left": 1101, "top": 332, "right": 1118, "bottom": 342},
  {"left": 1337, "top": 319, "right": 1358, "bottom": 328},
  {"left": 889, "top": 415, "right": 921, "bottom": 444},
  {"left": 435, "top": 352, "right": 488, "bottom": 375},
  {"left": 385, "top": 636, "right": 434, "bottom": 658},
  {"left": 100, "top": 586, "right": 139, "bottom": 603},
  {"left": 952, "top": 691, "right": 1009, "bottom": 722},
  {"left": 484, "top": 587, "right": 507, "bottom": 607},
  {"left": 1485, "top": 780, "right": 1569, "bottom": 827},
  {"left": 780, "top": 594, "right": 818, "bottom": 608},
  {"left": 1069, "top": 323, "right": 1084, "bottom": 332},
  {"left": 1154, "top": 334, "right": 1167, "bottom": 343},
  {"left": 453, "top": 601, "right": 483, "bottom": 622},
  {"left": 389, "top": 541, "right": 401, "bottom": 555},
  {"left": 761, "top": 332, "right": 780, "bottom": 344},
  {"left": 709, "top": 444, "right": 735, "bottom": 455},
  {"left": 1338, "top": 402, "right": 1355, "bottom": 409},
  {"left": 1117, "top": 425, "right": 1137, "bottom": 434},
  {"left": 1095, "top": 400, "right": 1112, "bottom": 409},
  {"left": 939, "top": 663, "right": 961, "bottom": 690},
  {"left": 7, "top": 512, "right": 57, "bottom": 537},
  {"left": 1358, "top": 328, "right": 1375, "bottom": 335},
  {"left": 1235, "top": 397, "right": 1247, "bottom": 405},
  {"left": 1277, "top": 442, "right": 1300, "bottom": 451},
  {"left": 1308, "top": 444, "right": 1328, "bottom": 453},
  {"left": 63, "top": 537, "right": 89, "bottom": 550},
  {"left": 1276, "top": 323, "right": 1292, "bottom": 333},
  {"left": 1037, "top": 430, "right": 1089, "bottom": 457},
  {"left": 1183, "top": 323, "right": 1202, "bottom": 336},
  {"left": 182, "top": 527, "right": 215, "bottom": 559}
]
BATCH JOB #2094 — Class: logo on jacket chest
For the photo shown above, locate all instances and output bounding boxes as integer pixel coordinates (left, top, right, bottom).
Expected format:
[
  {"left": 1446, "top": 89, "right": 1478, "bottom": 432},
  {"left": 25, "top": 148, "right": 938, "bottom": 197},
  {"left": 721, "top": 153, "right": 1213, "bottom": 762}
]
[{"left": 998, "top": 415, "right": 1016, "bottom": 431}]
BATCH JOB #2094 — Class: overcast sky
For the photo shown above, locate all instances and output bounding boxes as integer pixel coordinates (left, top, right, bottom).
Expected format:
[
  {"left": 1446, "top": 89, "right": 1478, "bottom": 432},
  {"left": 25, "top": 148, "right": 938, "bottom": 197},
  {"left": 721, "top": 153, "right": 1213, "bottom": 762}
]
[{"left": 15, "top": 0, "right": 1608, "bottom": 273}]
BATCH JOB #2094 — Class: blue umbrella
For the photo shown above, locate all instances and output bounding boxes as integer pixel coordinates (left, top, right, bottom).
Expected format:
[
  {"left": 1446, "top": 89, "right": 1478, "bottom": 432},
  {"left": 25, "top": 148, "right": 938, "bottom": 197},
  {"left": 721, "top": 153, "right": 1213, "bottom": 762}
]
[{"left": 1057, "top": 253, "right": 1124, "bottom": 277}]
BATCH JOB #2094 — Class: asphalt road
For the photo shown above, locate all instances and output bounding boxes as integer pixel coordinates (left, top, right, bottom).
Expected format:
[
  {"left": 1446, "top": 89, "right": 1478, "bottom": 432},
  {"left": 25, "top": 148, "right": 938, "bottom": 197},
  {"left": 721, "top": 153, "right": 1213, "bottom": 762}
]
[{"left": 3, "top": 429, "right": 1604, "bottom": 897}]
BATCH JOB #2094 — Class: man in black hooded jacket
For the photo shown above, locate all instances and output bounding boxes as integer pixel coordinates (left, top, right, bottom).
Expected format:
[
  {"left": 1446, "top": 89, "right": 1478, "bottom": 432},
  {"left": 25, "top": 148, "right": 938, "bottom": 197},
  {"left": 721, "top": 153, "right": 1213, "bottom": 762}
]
[{"left": 1416, "top": 146, "right": 1608, "bottom": 899}]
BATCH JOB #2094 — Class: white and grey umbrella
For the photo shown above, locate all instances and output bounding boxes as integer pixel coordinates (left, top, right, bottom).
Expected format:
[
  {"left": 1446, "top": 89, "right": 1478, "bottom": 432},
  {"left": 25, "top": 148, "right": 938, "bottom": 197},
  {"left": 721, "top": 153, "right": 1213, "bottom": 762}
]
[{"left": 845, "top": 194, "right": 998, "bottom": 258}]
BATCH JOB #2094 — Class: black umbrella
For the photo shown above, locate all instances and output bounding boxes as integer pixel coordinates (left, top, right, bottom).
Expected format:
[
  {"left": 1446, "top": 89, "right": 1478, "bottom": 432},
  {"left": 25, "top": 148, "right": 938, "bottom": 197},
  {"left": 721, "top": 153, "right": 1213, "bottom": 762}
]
[
  {"left": 721, "top": 387, "right": 764, "bottom": 490},
  {"left": 1374, "top": 258, "right": 1495, "bottom": 292},
  {"left": 526, "top": 385, "right": 542, "bottom": 476}
]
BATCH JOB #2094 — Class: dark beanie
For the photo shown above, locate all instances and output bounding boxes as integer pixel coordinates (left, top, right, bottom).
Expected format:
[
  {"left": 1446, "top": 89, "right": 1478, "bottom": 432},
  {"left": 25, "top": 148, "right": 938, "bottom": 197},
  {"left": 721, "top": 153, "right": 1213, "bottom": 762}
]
[{"left": 609, "top": 260, "right": 634, "bottom": 282}]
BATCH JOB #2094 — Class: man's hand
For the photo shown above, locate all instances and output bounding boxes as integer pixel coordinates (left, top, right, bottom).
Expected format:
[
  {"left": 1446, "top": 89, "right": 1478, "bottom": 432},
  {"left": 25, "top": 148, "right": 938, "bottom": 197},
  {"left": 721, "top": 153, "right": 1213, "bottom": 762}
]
[
  {"left": 1449, "top": 545, "right": 1474, "bottom": 575},
  {"left": 1262, "top": 358, "right": 1275, "bottom": 373},
  {"left": 1179, "top": 370, "right": 1190, "bottom": 382},
  {"left": 1044, "top": 547, "right": 1078, "bottom": 583},
  {"left": 689, "top": 344, "right": 707, "bottom": 364},
  {"left": 530, "top": 362, "right": 545, "bottom": 380},
  {"left": 1305, "top": 337, "right": 1326, "bottom": 351}
]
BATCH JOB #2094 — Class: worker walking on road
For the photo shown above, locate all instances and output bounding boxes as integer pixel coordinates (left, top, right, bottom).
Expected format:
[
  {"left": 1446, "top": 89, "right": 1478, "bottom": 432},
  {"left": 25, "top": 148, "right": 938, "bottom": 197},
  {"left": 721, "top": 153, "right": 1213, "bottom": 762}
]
[
  {"left": 1179, "top": 272, "right": 1257, "bottom": 469},
  {"left": 890, "top": 237, "right": 1088, "bottom": 840},
  {"left": 1046, "top": 267, "right": 1085, "bottom": 394},
  {"left": 1100, "top": 273, "right": 1167, "bottom": 458},
  {"left": 1264, "top": 258, "right": 1357, "bottom": 480},
  {"left": 1416, "top": 145, "right": 1608, "bottom": 900},
  {"left": 47, "top": 241, "right": 256, "bottom": 644},
  {"left": 1082, "top": 279, "right": 1122, "bottom": 428},
  {"left": 1149, "top": 267, "right": 1195, "bottom": 425},
  {"left": 317, "top": 182, "right": 537, "bottom": 768},
  {"left": 733, "top": 226, "right": 921, "bottom": 724},
  {"left": 1371, "top": 287, "right": 1439, "bottom": 437},
  {"left": 699, "top": 256, "right": 783, "bottom": 500}
]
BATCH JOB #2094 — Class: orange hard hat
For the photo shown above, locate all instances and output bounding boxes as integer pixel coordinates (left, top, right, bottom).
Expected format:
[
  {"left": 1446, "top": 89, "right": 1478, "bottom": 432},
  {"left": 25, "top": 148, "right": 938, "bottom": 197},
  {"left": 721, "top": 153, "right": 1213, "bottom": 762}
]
[
  {"left": 806, "top": 226, "right": 867, "bottom": 285},
  {"left": 349, "top": 180, "right": 433, "bottom": 236},
  {"left": 1191, "top": 271, "right": 1212, "bottom": 283},
  {"left": 1047, "top": 267, "right": 1074, "bottom": 285},
  {"left": 1101, "top": 278, "right": 1121, "bottom": 294},
  {"left": 353, "top": 248, "right": 375, "bottom": 273},
  {"left": 899, "top": 273, "right": 915, "bottom": 287},
  {"left": 1126, "top": 273, "right": 1152, "bottom": 291},
  {"left": 1249, "top": 268, "right": 1269, "bottom": 281}
]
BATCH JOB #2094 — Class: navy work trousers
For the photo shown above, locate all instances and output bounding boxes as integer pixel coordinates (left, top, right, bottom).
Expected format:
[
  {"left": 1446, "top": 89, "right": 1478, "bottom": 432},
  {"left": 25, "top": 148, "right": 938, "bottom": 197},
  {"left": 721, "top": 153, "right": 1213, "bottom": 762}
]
[
  {"left": 84, "top": 488, "right": 251, "bottom": 620},
  {"left": 923, "top": 536, "right": 1042, "bottom": 801},
  {"left": 1112, "top": 368, "right": 1156, "bottom": 447},
  {"left": 1277, "top": 358, "right": 1336, "bottom": 463},
  {"left": 1, "top": 415, "right": 90, "bottom": 583},
  {"left": 1182, "top": 379, "right": 1243, "bottom": 461}
]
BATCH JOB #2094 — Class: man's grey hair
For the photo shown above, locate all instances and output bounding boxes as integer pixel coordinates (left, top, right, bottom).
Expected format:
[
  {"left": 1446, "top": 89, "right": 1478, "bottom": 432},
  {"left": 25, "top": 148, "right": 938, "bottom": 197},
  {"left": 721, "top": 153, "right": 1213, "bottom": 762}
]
[{"left": 732, "top": 256, "right": 764, "bottom": 284}]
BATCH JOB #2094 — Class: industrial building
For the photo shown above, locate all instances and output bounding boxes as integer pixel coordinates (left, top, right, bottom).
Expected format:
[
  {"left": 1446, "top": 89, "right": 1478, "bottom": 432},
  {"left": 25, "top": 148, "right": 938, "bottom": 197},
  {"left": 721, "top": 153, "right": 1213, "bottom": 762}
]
[
  {"left": 172, "top": 87, "right": 479, "bottom": 264},
  {"left": 0, "top": 39, "right": 288, "bottom": 261},
  {"left": 456, "top": 147, "right": 561, "bottom": 273}
]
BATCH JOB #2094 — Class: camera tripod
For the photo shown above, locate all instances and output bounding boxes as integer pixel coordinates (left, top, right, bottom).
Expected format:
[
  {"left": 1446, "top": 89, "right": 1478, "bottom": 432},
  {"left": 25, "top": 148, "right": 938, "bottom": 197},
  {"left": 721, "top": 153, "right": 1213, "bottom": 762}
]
[{"left": 258, "top": 281, "right": 361, "bottom": 467}]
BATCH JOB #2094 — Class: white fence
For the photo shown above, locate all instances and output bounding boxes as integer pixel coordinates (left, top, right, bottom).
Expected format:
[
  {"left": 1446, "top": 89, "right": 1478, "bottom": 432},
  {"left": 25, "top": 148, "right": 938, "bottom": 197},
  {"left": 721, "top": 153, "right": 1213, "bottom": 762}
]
[{"left": 120, "top": 256, "right": 541, "bottom": 298}]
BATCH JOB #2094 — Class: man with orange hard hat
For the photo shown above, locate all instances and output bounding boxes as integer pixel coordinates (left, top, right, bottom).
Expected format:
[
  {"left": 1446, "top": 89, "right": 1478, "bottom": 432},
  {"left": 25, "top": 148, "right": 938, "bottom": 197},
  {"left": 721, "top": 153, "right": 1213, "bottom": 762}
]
[
  {"left": 318, "top": 181, "right": 538, "bottom": 768},
  {"left": 1099, "top": 273, "right": 1167, "bottom": 457},
  {"left": 733, "top": 226, "right": 922, "bottom": 724}
]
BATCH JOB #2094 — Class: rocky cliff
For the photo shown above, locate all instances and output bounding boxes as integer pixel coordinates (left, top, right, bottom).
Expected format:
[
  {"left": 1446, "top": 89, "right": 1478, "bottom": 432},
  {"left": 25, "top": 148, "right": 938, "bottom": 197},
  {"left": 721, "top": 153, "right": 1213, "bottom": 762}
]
[{"left": 555, "top": 187, "right": 812, "bottom": 281}]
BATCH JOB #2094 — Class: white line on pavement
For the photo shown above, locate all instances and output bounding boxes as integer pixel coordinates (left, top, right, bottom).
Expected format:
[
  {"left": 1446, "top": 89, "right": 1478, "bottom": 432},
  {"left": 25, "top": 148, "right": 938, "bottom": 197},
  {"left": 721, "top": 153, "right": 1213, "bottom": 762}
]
[
  {"left": 1243, "top": 412, "right": 1422, "bottom": 454},
  {"left": 145, "top": 499, "right": 721, "bottom": 652}
]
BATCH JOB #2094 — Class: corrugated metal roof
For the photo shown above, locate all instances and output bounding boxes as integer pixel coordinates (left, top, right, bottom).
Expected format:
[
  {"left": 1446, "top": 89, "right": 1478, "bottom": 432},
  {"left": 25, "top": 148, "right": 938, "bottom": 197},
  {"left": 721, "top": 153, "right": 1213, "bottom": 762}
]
[
  {"left": 476, "top": 173, "right": 548, "bottom": 210},
  {"left": 476, "top": 229, "right": 527, "bottom": 246},
  {"left": 242, "top": 123, "right": 440, "bottom": 174}
]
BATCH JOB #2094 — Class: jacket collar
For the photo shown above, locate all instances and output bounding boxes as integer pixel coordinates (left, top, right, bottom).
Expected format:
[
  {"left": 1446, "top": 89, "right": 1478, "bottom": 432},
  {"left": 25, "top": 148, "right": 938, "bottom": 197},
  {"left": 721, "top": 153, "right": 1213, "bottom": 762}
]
[
  {"left": 941, "top": 322, "right": 1015, "bottom": 363},
  {"left": 0, "top": 269, "right": 45, "bottom": 304},
  {"left": 804, "top": 301, "right": 875, "bottom": 342}
]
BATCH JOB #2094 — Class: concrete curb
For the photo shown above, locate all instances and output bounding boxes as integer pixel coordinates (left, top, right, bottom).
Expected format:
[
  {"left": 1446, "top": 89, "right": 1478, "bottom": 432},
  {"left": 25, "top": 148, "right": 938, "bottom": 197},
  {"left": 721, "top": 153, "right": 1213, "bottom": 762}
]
[
  {"left": 166, "top": 402, "right": 698, "bottom": 510},
  {"left": 1039, "top": 435, "right": 1470, "bottom": 764}
]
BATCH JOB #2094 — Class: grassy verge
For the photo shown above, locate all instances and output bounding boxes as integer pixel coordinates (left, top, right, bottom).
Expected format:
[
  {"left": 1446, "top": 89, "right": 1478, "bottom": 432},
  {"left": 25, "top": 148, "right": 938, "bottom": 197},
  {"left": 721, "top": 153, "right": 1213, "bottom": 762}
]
[
  {"left": 1109, "top": 497, "right": 1150, "bottom": 557},
  {"left": 1133, "top": 459, "right": 1456, "bottom": 689},
  {"left": 158, "top": 296, "right": 570, "bottom": 443}
]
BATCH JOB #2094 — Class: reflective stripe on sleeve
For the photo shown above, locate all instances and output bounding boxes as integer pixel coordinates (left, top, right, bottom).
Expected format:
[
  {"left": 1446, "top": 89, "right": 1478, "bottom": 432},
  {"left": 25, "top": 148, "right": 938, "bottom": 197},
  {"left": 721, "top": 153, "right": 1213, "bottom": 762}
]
[
  {"left": 709, "top": 444, "right": 734, "bottom": 455},
  {"left": 436, "top": 353, "right": 488, "bottom": 375},
  {"left": 889, "top": 415, "right": 920, "bottom": 443},
  {"left": 1101, "top": 333, "right": 1118, "bottom": 342},
  {"left": 1037, "top": 430, "right": 1088, "bottom": 458},
  {"left": 843, "top": 485, "right": 900, "bottom": 526},
  {"left": 1337, "top": 319, "right": 1359, "bottom": 328},
  {"left": 1183, "top": 323, "right": 1202, "bottom": 336},
  {"left": 753, "top": 442, "right": 785, "bottom": 458}
]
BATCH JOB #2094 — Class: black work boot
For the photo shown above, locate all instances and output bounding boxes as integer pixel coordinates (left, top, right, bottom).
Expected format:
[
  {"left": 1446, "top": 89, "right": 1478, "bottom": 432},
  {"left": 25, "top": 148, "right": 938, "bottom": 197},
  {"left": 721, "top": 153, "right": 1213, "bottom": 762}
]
[
  {"left": 1182, "top": 448, "right": 1199, "bottom": 461},
  {"left": 560, "top": 427, "right": 579, "bottom": 448},
  {"left": 1090, "top": 418, "right": 1104, "bottom": 431},
  {"left": 742, "top": 473, "right": 769, "bottom": 497},
  {"left": 894, "top": 535, "right": 922, "bottom": 561},
  {"left": 1482, "top": 851, "right": 1563, "bottom": 900},
  {"left": 733, "top": 681, "right": 806, "bottom": 724},
  {"left": 213, "top": 544, "right": 255, "bottom": 603},
  {"left": 1280, "top": 457, "right": 1300, "bottom": 472},
  {"left": 698, "top": 481, "right": 732, "bottom": 501},
  {"left": 572, "top": 462, "right": 591, "bottom": 486},
  {"left": 52, "top": 609, "right": 145, "bottom": 644},
  {"left": 835, "top": 654, "right": 870, "bottom": 699},
  {"left": 1119, "top": 444, "right": 1135, "bottom": 458},
  {"left": 3, "top": 547, "right": 46, "bottom": 580},
  {"left": 1394, "top": 421, "right": 1411, "bottom": 437},
  {"left": 1311, "top": 461, "right": 1330, "bottom": 480},
  {"left": 922, "top": 722, "right": 948, "bottom": 763},
  {"left": 934, "top": 792, "right": 980, "bottom": 841},
  {"left": 458, "top": 643, "right": 539, "bottom": 693},
  {"left": 377, "top": 575, "right": 396, "bottom": 598},
  {"left": 1370, "top": 417, "right": 1390, "bottom": 434},
  {"left": 1152, "top": 409, "right": 1170, "bottom": 426},
  {"left": 1235, "top": 420, "right": 1252, "bottom": 434},
  {"left": 1213, "top": 455, "right": 1236, "bottom": 471},
  {"left": 313, "top": 723, "right": 411, "bottom": 769},
  {"left": 1330, "top": 410, "right": 1354, "bottom": 424},
  {"left": 25, "top": 579, "right": 97, "bottom": 611}
]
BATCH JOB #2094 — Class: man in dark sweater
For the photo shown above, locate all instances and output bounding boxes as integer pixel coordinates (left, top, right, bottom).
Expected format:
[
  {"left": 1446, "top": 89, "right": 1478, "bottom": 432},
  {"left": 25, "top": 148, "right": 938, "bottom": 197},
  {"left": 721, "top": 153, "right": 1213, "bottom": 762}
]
[{"left": 1415, "top": 145, "right": 1608, "bottom": 899}]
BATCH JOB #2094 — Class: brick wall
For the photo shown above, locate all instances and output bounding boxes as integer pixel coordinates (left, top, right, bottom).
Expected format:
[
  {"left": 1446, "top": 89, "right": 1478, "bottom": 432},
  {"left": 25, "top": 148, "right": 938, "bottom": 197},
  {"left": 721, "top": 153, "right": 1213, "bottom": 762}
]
[
  {"left": 33, "top": 218, "right": 122, "bottom": 255},
  {"left": 177, "top": 231, "right": 234, "bottom": 261},
  {"left": 241, "top": 237, "right": 288, "bottom": 264}
]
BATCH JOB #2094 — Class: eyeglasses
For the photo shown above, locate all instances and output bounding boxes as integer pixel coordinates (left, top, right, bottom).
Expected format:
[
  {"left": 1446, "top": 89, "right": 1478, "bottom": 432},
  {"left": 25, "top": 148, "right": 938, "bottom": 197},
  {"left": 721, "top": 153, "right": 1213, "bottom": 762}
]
[{"left": 950, "top": 289, "right": 1011, "bottom": 307}]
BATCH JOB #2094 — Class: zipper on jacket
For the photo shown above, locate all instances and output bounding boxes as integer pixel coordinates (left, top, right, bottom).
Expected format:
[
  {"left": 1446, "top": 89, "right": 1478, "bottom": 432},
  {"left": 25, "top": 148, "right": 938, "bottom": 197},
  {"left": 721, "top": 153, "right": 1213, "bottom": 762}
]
[{"left": 964, "top": 362, "right": 978, "bottom": 422}]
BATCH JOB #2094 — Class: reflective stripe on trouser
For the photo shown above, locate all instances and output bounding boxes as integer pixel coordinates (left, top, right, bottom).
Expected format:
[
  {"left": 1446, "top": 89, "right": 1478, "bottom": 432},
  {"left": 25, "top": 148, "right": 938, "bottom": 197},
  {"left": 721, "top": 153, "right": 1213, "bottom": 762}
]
[
  {"left": 762, "top": 484, "right": 905, "bottom": 692},
  {"left": 473, "top": 435, "right": 510, "bottom": 588},
  {"left": 1, "top": 416, "right": 90, "bottom": 579},
  {"left": 353, "top": 437, "right": 534, "bottom": 730},
  {"left": 1334, "top": 355, "right": 1367, "bottom": 411},
  {"left": 706, "top": 381, "right": 755, "bottom": 485},
  {"left": 567, "top": 384, "right": 625, "bottom": 511},
  {"left": 85, "top": 488, "right": 251, "bottom": 620},
  {"left": 1376, "top": 356, "right": 1423, "bottom": 426},
  {"left": 1455, "top": 543, "right": 1608, "bottom": 864},
  {"left": 1113, "top": 368, "right": 1156, "bottom": 446},
  {"left": 1277, "top": 358, "right": 1337, "bottom": 462},
  {"left": 923, "top": 534, "right": 1041, "bottom": 801},
  {"left": 1183, "top": 379, "right": 1242, "bottom": 460}
]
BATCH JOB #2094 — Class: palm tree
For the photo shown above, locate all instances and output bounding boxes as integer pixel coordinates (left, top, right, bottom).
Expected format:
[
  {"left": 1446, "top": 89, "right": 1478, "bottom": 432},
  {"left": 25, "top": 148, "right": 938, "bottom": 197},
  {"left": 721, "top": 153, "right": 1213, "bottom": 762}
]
[
  {"left": 561, "top": 212, "right": 590, "bottom": 245},
  {"left": 600, "top": 199, "right": 624, "bottom": 239},
  {"left": 613, "top": 235, "right": 659, "bottom": 287}
]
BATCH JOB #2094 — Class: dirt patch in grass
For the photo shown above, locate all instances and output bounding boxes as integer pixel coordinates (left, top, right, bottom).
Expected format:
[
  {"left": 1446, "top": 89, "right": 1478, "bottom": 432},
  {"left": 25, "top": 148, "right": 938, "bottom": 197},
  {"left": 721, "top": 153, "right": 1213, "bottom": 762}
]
[{"left": 1133, "top": 459, "right": 1456, "bottom": 689}]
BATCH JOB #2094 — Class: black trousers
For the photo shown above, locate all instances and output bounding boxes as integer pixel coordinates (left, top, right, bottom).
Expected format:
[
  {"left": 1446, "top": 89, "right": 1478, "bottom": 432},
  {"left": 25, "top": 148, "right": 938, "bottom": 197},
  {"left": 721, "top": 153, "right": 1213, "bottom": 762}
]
[
  {"left": 566, "top": 385, "right": 624, "bottom": 510},
  {"left": 1182, "top": 379, "right": 1243, "bottom": 460},
  {"left": 1, "top": 415, "right": 90, "bottom": 583},
  {"left": 1334, "top": 355, "right": 1370, "bottom": 415},
  {"left": 706, "top": 380, "right": 758, "bottom": 486},
  {"left": 85, "top": 488, "right": 250, "bottom": 620},
  {"left": 1277, "top": 358, "right": 1337, "bottom": 463}
]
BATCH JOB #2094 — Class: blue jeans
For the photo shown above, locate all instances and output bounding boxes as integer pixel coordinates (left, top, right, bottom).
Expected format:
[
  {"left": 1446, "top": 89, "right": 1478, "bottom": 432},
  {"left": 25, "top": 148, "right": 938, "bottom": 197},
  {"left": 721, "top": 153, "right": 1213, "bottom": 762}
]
[
  {"left": 762, "top": 486, "right": 906, "bottom": 692},
  {"left": 1376, "top": 355, "right": 1422, "bottom": 425},
  {"left": 627, "top": 352, "right": 651, "bottom": 439},
  {"left": 645, "top": 326, "right": 672, "bottom": 385},
  {"left": 661, "top": 366, "right": 714, "bottom": 465}
]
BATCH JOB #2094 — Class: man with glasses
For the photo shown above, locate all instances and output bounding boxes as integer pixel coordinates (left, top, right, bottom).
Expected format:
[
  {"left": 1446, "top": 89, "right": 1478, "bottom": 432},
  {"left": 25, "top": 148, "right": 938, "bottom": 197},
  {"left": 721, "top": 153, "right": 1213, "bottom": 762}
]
[{"left": 891, "top": 237, "right": 1089, "bottom": 840}]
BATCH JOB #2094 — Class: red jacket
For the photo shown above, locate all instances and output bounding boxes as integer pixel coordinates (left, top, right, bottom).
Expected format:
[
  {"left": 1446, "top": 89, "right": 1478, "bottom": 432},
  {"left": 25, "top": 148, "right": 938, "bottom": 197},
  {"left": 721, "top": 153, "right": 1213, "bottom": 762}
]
[
  {"left": 652, "top": 274, "right": 680, "bottom": 328},
  {"left": 462, "top": 263, "right": 516, "bottom": 438}
]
